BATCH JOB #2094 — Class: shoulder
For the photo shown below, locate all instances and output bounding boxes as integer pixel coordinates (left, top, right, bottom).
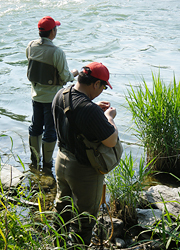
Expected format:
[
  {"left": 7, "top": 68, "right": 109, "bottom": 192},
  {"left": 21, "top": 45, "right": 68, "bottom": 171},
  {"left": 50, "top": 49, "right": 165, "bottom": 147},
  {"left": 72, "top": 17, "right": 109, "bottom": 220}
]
[
  {"left": 53, "top": 46, "right": 65, "bottom": 59},
  {"left": 71, "top": 88, "right": 92, "bottom": 108},
  {"left": 26, "top": 39, "right": 36, "bottom": 48}
]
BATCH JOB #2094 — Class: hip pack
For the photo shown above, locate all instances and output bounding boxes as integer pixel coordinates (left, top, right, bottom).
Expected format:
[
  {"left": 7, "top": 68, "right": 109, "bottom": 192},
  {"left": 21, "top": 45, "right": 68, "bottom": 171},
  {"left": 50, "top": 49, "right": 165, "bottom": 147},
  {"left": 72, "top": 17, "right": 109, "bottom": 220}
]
[{"left": 63, "top": 86, "right": 123, "bottom": 175}]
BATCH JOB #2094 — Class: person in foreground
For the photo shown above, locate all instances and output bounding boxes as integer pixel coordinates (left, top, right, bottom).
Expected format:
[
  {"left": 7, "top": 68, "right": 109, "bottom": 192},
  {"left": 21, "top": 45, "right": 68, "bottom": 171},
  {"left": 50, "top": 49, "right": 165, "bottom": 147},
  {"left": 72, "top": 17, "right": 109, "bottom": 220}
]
[
  {"left": 52, "top": 62, "right": 118, "bottom": 248},
  {"left": 26, "top": 16, "right": 78, "bottom": 167}
]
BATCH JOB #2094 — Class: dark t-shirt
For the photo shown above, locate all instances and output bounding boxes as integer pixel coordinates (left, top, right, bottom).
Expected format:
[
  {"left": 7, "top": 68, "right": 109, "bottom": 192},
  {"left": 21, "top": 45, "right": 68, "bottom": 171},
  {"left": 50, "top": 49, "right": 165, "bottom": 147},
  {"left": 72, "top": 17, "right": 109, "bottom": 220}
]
[{"left": 52, "top": 85, "right": 115, "bottom": 165}]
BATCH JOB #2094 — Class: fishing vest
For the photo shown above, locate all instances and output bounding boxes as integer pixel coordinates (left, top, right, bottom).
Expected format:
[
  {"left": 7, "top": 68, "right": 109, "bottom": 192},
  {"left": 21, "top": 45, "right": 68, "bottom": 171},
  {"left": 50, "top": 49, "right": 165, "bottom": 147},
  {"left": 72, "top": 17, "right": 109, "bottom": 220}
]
[{"left": 27, "top": 38, "right": 64, "bottom": 86}]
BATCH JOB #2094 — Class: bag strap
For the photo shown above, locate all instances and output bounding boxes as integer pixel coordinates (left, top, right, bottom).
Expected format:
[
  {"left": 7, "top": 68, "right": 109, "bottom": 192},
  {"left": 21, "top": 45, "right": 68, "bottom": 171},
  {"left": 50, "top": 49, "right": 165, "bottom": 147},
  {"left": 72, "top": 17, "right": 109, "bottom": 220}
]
[
  {"left": 62, "top": 85, "right": 73, "bottom": 114},
  {"left": 62, "top": 85, "right": 89, "bottom": 113},
  {"left": 62, "top": 85, "right": 89, "bottom": 136},
  {"left": 78, "top": 134, "right": 100, "bottom": 149}
]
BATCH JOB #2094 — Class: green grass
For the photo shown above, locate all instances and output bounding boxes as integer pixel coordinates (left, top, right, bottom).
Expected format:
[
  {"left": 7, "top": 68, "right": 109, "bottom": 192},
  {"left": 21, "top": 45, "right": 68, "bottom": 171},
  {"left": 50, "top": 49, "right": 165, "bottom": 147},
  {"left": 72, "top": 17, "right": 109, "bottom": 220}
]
[
  {"left": 150, "top": 173, "right": 180, "bottom": 249},
  {"left": 125, "top": 73, "right": 180, "bottom": 172},
  {"left": 1, "top": 134, "right": 178, "bottom": 249},
  {"left": 0, "top": 175, "right": 90, "bottom": 249},
  {"left": 106, "top": 152, "right": 152, "bottom": 227},
  {"left": 0, "top": 133, "right": 90, "bottom": 249},
  {"left": 106, "top": 152, "right": 180, "bottom": 249}
]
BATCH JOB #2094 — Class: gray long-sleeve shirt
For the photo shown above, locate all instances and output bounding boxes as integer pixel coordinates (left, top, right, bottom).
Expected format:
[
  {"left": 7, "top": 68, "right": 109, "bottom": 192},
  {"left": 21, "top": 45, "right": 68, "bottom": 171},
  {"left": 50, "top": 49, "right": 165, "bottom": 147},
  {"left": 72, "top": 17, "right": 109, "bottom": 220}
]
[{"left": 26, "top": 37, "right": 74, "bottom": 103}]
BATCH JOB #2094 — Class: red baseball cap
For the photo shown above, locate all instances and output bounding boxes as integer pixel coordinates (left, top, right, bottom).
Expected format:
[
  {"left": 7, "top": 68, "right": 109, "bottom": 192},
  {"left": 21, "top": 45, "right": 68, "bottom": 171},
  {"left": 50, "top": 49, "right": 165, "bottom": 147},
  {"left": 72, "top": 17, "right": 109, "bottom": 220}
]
[
  {"left": 83, "top": 62, "right": 112, "bottom": 89},
  {"left": 38, "top": 16, "right": 61, "bottom": 31}
]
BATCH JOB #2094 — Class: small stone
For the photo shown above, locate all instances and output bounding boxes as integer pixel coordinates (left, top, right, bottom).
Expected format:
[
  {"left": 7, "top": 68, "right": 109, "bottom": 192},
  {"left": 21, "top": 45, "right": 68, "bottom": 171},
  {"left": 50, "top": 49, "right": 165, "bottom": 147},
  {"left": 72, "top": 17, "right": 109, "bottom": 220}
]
[{"left": 115, "top": 238, "right": 126, "bottom": 248}]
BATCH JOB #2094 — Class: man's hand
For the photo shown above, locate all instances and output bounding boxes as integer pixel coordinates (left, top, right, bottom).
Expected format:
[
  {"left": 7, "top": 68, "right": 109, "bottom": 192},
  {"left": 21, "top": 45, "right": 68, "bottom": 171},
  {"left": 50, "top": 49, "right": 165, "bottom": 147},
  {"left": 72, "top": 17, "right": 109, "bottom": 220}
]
[
  {"left": 96, "top": 101, "right": 110, "bottom": 112},
  {"left": 71, "top": 69, "right": 79, "bottom": 77},
  {"left": 104, "top": 107, "right": 117, "bottom": 119}
]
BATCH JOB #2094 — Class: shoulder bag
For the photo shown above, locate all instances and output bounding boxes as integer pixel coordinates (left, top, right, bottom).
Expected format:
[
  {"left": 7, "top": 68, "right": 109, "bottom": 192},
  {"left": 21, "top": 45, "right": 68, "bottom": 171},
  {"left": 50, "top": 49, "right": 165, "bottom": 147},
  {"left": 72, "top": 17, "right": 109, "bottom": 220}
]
[{"left": 63, "top": 86, "right": 123, "bottom": 175}]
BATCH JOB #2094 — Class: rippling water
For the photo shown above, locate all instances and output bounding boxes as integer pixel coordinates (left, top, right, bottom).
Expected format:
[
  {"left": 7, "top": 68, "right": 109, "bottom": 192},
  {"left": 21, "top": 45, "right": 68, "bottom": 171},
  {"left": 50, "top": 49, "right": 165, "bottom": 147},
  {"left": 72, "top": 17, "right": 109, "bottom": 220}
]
[{"left": 1, "top": 0, "right": 180, "bottom": 173}]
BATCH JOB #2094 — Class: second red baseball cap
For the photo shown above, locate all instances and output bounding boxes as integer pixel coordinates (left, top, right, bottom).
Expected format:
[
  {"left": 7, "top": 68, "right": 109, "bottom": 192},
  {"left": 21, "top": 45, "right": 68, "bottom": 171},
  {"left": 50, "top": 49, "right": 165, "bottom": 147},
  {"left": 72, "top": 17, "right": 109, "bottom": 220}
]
[{"left": 83, "top": 62, "right": 112, "bottom": 89}]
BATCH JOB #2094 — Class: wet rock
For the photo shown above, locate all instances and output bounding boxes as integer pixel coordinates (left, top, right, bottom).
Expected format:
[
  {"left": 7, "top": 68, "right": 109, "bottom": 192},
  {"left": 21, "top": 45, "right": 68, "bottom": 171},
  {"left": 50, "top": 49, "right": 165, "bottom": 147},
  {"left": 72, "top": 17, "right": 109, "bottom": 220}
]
[
  {"left": 136, "top": 208, "right": 162, "bottom": 228},
  {"left": 115, "top": 238, "right": 126, "bottom": 248},
  {"left": 143, "top": 185, "right": 180, "bottom": 218},
  {"left": 110, "top": 217, "right": 124, "bottom": 240},
  {"left": 0, "top": 163, "right": 25, "bottom": 189},
  {"left": 136, "top": 207, "right": 171, "bottom": 244},
  {"left": 94, "top": 215, "right": 124, "bottom": 242}
]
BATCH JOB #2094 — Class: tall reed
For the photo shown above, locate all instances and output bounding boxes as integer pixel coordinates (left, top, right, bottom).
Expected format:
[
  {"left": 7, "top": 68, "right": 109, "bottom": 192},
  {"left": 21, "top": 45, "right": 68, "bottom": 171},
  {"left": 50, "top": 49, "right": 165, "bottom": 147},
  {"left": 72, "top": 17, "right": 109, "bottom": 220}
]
[{"left": 125, "top": 73, "right": 180, "bottom": 172}]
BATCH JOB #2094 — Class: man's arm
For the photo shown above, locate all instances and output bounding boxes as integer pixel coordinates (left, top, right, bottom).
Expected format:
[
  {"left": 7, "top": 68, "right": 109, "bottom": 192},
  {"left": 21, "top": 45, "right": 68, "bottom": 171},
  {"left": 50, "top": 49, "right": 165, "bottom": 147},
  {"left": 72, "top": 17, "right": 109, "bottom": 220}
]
[
  {"left": 101, "top": 107, "right": 118, "bottom": 147},
  {"left": 54, "top": 48, "right": 75, "bottom": 83}
]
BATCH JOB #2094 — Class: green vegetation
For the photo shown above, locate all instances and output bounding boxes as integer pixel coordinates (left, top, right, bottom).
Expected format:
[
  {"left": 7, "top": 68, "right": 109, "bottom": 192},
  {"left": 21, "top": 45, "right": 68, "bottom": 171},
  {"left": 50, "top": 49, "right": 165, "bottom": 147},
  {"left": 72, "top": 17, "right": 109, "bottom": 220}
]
[
  {"left": 0, "top": 174, "right": 51, "bottom": 249},
  {"left": 145, "top": 197, "right": 180, "bottom": 249},
  {"left": 0, "top": 171, "right": 92, "bottom": 249},
  {"left": 106, "top": 153, "right": 152, "bottom": 227},
  {"left": 0, "top": 183, "right": 88, "bottom": 249},
  {"left": 1, "top": 72, "right": 180, "bottom": 249},
  {"left": 125, "top": 73, "right": 180, "bottom": 173},
  {"left": 0, "top": 134, "right": 89, "bottom": 249},
  {"left": 106, "top": 156, "right": 180, "bottom": 249},
  {"left": 139, "top": 174, "right": 180, "bottom": 250}
]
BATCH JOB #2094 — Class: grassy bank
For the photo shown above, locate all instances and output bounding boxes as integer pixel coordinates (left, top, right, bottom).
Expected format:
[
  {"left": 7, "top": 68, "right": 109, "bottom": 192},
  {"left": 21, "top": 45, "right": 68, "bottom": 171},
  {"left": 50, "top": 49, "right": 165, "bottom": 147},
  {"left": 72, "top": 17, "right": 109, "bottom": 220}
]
[
  {"left": 125, "top": 73, "right": 180, "bottom": 174},
  {"left": 1, "top": 71, "right": 180, "bottom": 250}
]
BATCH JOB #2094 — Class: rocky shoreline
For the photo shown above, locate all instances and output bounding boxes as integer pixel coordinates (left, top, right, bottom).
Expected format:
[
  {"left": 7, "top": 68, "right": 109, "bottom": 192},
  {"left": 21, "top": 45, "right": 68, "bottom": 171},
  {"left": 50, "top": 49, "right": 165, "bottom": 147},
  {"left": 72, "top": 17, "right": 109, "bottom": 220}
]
[
  {"left": 1, "top": 164, "right": 180, "bottom": 249},
  {"left": 91, "top": 184, "right": 180, "bottom": 249}
]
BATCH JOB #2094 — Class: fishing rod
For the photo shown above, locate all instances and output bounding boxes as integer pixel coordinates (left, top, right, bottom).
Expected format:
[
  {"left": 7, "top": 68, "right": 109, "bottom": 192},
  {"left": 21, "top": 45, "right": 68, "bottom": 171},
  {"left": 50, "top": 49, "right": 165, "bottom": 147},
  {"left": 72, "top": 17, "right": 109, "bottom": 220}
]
[{"left": 91, "top": 183, "right": 114, "bottom": 249}]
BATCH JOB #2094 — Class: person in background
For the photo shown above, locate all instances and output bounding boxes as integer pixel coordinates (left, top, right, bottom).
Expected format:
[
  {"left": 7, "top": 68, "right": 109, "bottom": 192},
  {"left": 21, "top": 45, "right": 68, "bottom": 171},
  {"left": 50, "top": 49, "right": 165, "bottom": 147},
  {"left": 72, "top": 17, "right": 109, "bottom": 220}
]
[
  {"left": 26, "top": 16, "right": 78, "bottom": 167},
  {"left": 52, "top": 62, "right": 118, "bottom": 248}
]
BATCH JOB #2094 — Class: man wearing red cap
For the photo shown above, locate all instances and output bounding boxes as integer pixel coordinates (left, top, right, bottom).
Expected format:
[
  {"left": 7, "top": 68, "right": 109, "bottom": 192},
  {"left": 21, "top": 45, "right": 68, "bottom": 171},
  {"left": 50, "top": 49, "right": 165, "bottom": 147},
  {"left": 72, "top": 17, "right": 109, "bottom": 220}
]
[
  {"left": 52, "top": 62, "right": 118, "bottom": 248},
  {"left": 26, "top": 16, "right": 78, "bottom": 168}
]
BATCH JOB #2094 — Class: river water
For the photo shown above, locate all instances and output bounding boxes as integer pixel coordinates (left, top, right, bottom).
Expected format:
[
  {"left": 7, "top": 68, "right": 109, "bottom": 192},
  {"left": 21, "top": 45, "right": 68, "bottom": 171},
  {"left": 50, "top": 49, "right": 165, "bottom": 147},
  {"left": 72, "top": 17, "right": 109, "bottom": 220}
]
[{"left": 1, "top": 0, "right": 180, "bottom": 179}]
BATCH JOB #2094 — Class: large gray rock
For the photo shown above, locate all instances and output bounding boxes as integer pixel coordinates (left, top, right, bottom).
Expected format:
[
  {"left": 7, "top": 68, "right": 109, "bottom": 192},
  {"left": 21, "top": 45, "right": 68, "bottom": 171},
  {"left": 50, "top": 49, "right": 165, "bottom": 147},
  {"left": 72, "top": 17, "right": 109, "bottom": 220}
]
[
  {"left": 136, "top": 208, "right": 162, "bottom": 228},
  {"left": 0, "top": 164, "right": 25, "bottom": 189},
  {"left": 143, "top": 185, "right": 180, "bottom": 218},
  {"left": 136, "top": 207, "right": 172, "bottom": 245}
]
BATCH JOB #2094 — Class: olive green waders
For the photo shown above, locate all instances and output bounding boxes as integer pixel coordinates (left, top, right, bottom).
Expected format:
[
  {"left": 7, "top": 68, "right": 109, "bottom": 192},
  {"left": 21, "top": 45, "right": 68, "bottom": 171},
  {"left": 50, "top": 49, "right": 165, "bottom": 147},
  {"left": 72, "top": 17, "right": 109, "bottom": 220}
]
[{"left": 54, "top": 148, "right": 104, "bottom": 247}]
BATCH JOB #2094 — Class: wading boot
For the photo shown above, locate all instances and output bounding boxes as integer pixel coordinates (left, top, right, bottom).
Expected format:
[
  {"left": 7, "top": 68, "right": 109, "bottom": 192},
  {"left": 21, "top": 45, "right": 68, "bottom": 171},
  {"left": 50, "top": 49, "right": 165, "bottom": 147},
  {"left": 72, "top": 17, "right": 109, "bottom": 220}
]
[
  {"left": 29, "top": 135, "right": 42, "bottom": 166},
  {"left": 42, "top": 140, "right": 56, "bottom": 168}
]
